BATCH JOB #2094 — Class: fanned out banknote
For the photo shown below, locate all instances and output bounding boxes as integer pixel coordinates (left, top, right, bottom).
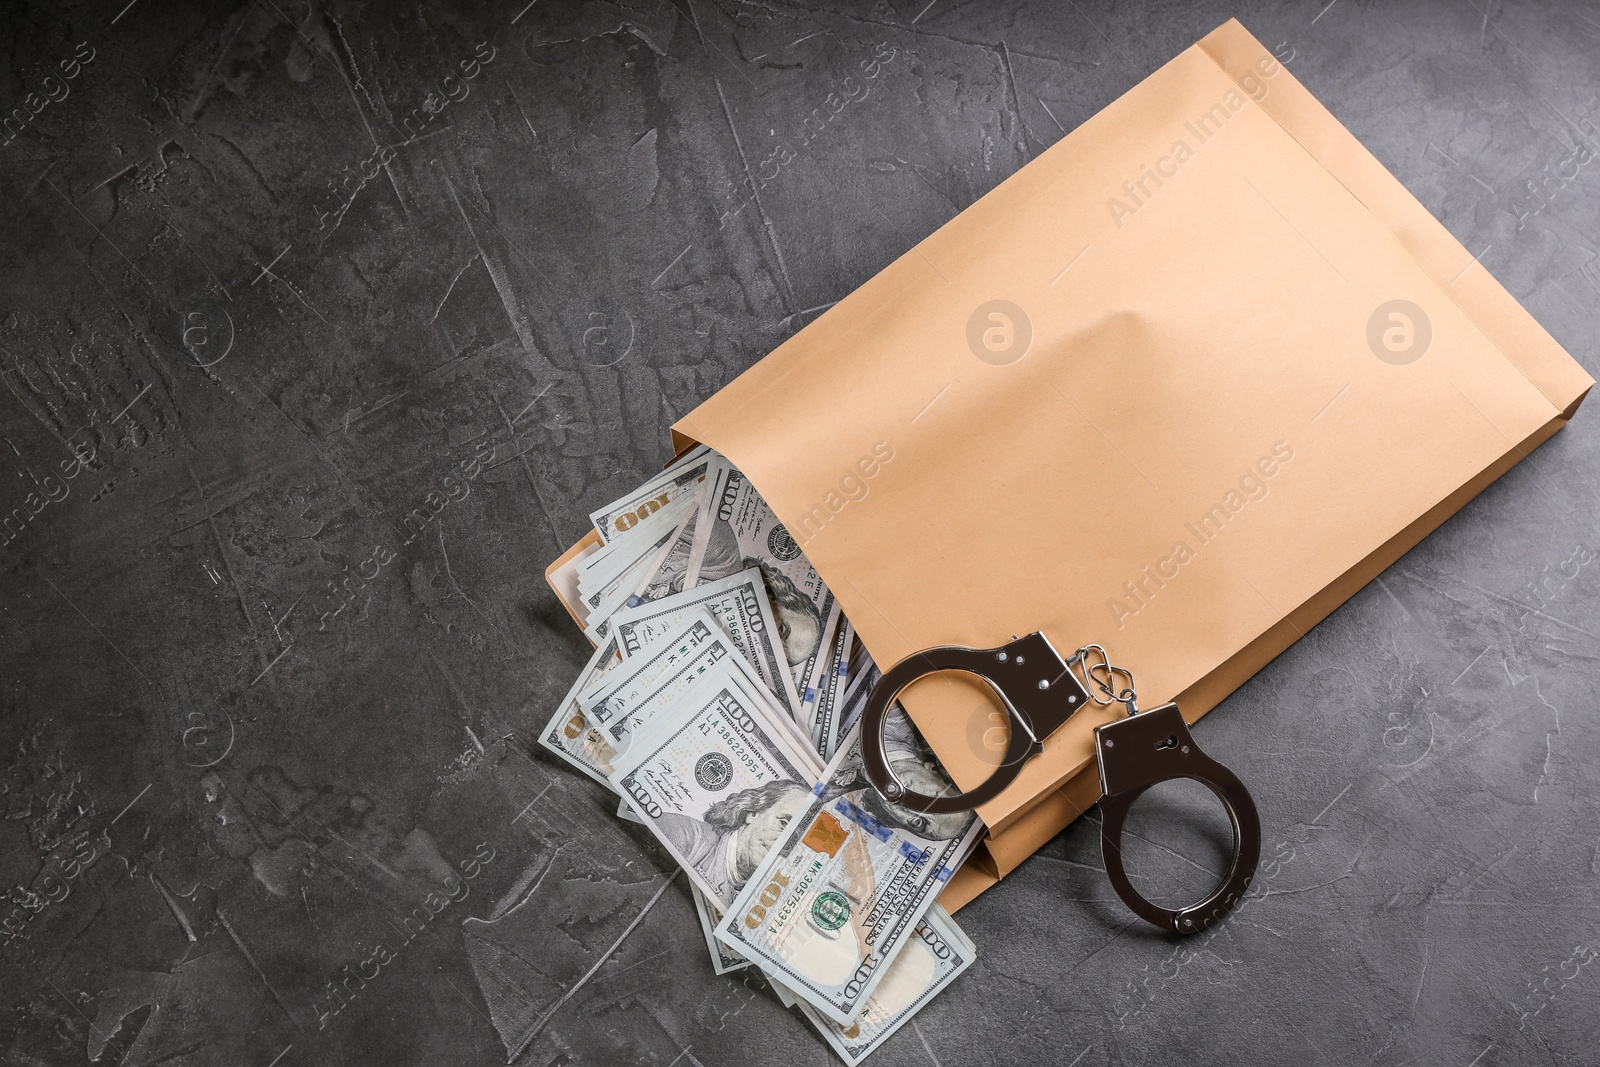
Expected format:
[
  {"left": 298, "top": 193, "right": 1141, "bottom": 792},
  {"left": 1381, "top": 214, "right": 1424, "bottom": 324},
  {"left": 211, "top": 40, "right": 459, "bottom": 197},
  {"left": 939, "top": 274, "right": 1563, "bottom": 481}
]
[
  {"left": 588, "top": 445, "right": 713, "bottom": 544},
  {"left": 610, "top": 657, "right": 823, "bottom": 908},
  {"left": 539, "top": 636, "right": 623, "bottom": 789},
  {"left": 715, "top": 718, "right": 985, "bottom": 1025},
  {"left": 798, "top": 905, "right": 975, "bottom": 1064},
  {"left": 610, "top": 567, "right": 799, "bottom": 722},
  {"left": 582, "top": 607, "right": 783, "bottom": 760},
  {"left": 579, "top": 487, "right": 697, "bottom": 598},
  {"left": 807, "top": 620, "right": 854, "bottom": 758},
  {"left": 832, "top": 641, "right": 882, "bottom": 760},
  {"left": 636, "top": 487, "right": 707, "bottom": 604},
  {"left": 581, "top": 496, "right": 701, "bottom": 642},
  {"left": 689, "top": 464, "right": 841, "bottom": 714},
  {"left": 694, "top": 885, "right": 753, "bottom": 975}
]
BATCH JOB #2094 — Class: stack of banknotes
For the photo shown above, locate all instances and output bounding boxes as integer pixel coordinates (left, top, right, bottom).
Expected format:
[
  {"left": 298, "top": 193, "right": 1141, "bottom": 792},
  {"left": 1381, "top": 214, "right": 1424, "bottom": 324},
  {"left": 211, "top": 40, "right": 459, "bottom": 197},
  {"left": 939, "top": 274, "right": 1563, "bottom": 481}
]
[{"left": 540, "top": 446, "right": 983, "bottom": 1063}]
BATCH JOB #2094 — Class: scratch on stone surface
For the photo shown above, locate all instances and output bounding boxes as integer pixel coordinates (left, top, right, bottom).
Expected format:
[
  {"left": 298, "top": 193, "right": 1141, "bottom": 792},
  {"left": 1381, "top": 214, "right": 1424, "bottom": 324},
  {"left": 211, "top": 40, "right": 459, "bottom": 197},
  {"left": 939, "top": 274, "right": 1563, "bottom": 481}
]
[
  {"left": 191, "top": 461, "right": 258, "bottom": 634},
  {"left": 1037, "top": 95, "right": 1069, "bottom": 137},
  {"left": 437, "top": 521, "right": 476, "bottom": 610},
  {"left": 505, "top": 80, "right": 539, "bottom": 142},
  {"left": 664, "top": 1043, "right": 708, "bottom": 1067},
  {"left": 1311, "top": 782, "right": 1353, "bottom": 825},
  {"left": 216, "top": 906, "right": 305, "bottom": 1031},
  {"left": 1452, "top": 846, "right": 1520, "bottom": 898},
  {"left": 442, "top": 176, "right": 562, "bottom": 383},
  {"left": 997, "top": 41, "right": 1032, "bottom": 162},
  {"left": 1452, "top": 645, "right": 1495, "bottom": 684},
  {"left": 1411, "top": 934, "right": 1429, "bottom": 1009},
  {"left": 895, "top": 156, "right": 960, "bottom": 215},
  {"left": 110, "top": 782, "right": 153, "bottom": 825},
  {"left": 651, "top": 244, "right": 693, "bottom": 288},
  {"left": 1531, "top": 679, "right": 1560, "bottom": 804},
  {"left": 911, "top": 1019, "right": 942, "bottom": 1065},
  {"left": 149, "top": 872, "right": 197, "bottom": 942},
  {"left": 512, "top": 783, "right": 554, "bottom": 825},
  {"left": 431, "top": 253, "right": 482, "bottom": 323},
  {"left": 1255, "top": 833, "right": 1372, "bottom": 901},
  {"left": 250, "top": 642, "right": 294, "bottom": 686},
  {"left": 472, "top": 847, "right": 562, "bottom": 928},
  {"left": 707, "top": 74, "right": 795, "bottom": 314},
  {"left": 41, "top": 575, "right": 153, "bottom": 686},
  {"left": 506, "top": 871, "right": 679, "bottom": 1061},
  {"left": 493, "top": 393, "right": 564, "bottom": 546}
]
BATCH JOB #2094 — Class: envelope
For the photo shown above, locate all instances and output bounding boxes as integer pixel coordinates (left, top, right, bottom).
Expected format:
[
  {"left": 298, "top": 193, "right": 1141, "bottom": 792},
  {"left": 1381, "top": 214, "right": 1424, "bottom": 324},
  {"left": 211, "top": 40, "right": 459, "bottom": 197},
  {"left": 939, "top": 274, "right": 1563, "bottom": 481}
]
[{"left": 549, "top": 19, "right": 1590, "bottom": 912}]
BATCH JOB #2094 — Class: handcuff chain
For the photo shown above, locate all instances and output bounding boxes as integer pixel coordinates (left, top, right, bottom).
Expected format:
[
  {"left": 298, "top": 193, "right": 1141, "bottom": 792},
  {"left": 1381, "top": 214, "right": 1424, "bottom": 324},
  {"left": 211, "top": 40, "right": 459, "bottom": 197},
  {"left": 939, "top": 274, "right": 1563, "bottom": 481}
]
[{"left": 1069, "top": 643, "right": 1140, "bottom": 716}]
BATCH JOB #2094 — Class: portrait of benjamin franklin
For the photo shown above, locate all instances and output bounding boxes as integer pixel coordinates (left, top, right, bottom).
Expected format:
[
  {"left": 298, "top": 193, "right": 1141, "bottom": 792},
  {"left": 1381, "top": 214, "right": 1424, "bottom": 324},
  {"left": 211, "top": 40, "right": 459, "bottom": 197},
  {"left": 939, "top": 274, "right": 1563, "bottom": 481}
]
[
  {"left": 695, "top": 515, "right": 822, "bottom": 683},
  {"left": 653, "top": 779, "right": 811, "bottom": 905}
]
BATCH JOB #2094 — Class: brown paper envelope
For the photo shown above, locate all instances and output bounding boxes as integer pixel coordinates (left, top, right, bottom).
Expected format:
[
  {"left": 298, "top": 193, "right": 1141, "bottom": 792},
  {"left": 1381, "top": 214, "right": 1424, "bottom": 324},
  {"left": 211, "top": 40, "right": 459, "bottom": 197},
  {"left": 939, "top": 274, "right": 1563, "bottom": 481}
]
[{"left": 665, "top": 16, "right": 1590, "bottom": 854}]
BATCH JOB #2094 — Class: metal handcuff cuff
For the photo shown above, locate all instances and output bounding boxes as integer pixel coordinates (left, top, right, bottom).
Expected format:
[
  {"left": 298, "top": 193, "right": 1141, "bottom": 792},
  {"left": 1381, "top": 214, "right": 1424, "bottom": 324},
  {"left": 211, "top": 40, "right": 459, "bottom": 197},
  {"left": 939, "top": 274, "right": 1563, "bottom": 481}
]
[{"left": 859, "top": 632, "right": 1260, "bottom": 935}]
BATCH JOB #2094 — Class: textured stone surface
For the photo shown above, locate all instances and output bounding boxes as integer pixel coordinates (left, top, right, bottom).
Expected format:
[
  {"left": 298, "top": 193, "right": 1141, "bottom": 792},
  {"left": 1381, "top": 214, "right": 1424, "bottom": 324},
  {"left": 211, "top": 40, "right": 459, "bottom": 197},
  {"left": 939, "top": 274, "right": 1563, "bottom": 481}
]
[{"left": 1, "top": 1, "right": 1597, "bottom": 1064}]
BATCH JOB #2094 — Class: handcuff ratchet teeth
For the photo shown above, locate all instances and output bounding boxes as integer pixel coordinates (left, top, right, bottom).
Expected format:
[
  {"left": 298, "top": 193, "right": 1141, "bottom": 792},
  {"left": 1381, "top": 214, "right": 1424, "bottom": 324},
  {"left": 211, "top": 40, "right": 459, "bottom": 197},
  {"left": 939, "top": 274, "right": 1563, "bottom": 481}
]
[{"left": 859, "top": 631, "right": 1260, "bottom": 935}]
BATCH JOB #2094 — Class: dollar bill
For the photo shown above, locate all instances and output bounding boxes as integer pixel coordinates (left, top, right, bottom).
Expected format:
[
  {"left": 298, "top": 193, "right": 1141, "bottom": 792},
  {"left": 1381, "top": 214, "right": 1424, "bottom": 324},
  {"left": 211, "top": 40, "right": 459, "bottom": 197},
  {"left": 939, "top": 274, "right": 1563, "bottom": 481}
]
[
  {"left": 694, "top": 885, "right": 752, "bottom": 975},
  {"left": 688, "top": 464, "right": 841, "bottom": 712},
  {"left": 833, "top": 642, "right": 882, "bottom": 759},
  {"left": 580, "top": 534, "right": 668, "bottom": 629},
  {"left": 798, "top": 905, "right": 975, "bottom": 1064},
  {"left": 635, "top": 488, "right": 707, "bottom": 605},
  {"left": 715, "top": 718, "right": 984, "bottom": 1026},
  {"left": 580, "top": 608, "right": 777, "bottom": 757},
  {"left": 589, "top": 447, "right": 713, "bottom": 544},
  {"left": 609, "top": 568, "right": 798, "bottom": 720},
  {"left": 806, "top": 619, "right": 854, "bottom": 757},
  {"left": 610, "top": 659, "right": 823, "bottom": 907},
  {"left": 537, "top": 637, "right": 623, "bottom": 789},
  {"left": 578, "top": 489, "right": 696, "bottom": 601}
]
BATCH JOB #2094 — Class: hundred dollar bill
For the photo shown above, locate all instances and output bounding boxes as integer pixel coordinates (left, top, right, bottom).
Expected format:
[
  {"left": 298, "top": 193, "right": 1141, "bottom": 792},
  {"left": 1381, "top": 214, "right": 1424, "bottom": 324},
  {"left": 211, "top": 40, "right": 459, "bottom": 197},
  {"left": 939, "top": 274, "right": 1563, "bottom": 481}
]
[
  {"left": 537, "top": 637, "right": 623, "bottom": 789},
  {"left": 578, "top": 489, "right": 696, "bottom": 601},
  {"left": 580, "top": 534, "right": 668, "bottom": 630},
  {"left": 610, "top": 659, "right": 823, "bottom": 907},
  {"left": 634, "top": 487, "right": 707, "bottom": 604},
  {"left": 582, "top": 503, "right": 704, "bottom": 645},
  {"left": 580, "top": 608, "right": 778, "bottom": 757},
  {"left": 715, "top": 718, "right": 984, "bottom": 1026},
  {"left": 694, "top": 885, "right": 752, "bottom": 975},
  {"left": 563, "top": 613, "right": 727, "bottom": 780},
  {"left": 807, "top": 620, "right": 854, "bottom": 757},
  {"left": 688, "top": 464, "right": 841, "bottom": 713},
  {"left": 798, "top": 905, "right": 975, "bottom": 1064},
  {"left": 833, "top": 643, "right": 882, "bottom": 759},
  {"left": 588, "top": 447, "right": 713, "bottom": 544},
  {"left": 609, "top": 568, "right": 798, "bottom": 720}
]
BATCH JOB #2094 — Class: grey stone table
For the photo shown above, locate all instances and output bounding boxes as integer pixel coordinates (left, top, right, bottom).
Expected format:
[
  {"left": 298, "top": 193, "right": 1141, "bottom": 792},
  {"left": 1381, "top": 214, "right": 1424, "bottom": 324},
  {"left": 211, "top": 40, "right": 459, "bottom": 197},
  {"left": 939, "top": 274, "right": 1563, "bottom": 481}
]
[{"left": 1, "top": 1, "right": 1596, "bottom": 1064}]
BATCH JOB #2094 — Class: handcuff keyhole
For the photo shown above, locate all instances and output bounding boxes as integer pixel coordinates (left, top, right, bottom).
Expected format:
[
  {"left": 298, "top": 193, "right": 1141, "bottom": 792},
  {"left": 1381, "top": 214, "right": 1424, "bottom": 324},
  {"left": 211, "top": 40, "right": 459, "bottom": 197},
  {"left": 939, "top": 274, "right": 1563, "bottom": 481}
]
[{"left": 1155, "top": 735, "right": 1179, "bottom": 751}]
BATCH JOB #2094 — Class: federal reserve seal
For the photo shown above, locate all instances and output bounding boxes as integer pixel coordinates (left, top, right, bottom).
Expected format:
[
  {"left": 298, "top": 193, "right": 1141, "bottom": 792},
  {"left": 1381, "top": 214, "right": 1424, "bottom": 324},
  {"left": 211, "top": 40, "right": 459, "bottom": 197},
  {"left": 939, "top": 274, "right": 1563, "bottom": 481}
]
[
  {"left": 811, "top": 890, "right": 850, "bottom": 931},
  {"left": 694, "top": 752, "right": 734, "bottom": 791},
  {"left": 767, "top": 524, "right": 800, "bottom": 561}
]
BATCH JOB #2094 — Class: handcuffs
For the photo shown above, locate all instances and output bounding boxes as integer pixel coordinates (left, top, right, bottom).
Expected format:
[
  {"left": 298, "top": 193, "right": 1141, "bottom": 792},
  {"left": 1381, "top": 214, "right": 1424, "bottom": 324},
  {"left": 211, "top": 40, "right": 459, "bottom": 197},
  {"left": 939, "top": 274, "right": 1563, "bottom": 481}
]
[{"left": 860, "top": 632, "right": 1259, "bottom": 935}]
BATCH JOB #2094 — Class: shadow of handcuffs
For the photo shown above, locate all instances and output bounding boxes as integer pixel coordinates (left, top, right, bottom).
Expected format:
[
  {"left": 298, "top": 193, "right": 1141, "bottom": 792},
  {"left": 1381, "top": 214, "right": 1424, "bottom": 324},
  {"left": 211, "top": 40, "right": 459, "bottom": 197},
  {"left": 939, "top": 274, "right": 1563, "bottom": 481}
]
[{"left": 860, "top": 632, "right": 1259, "bottom": 935}]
